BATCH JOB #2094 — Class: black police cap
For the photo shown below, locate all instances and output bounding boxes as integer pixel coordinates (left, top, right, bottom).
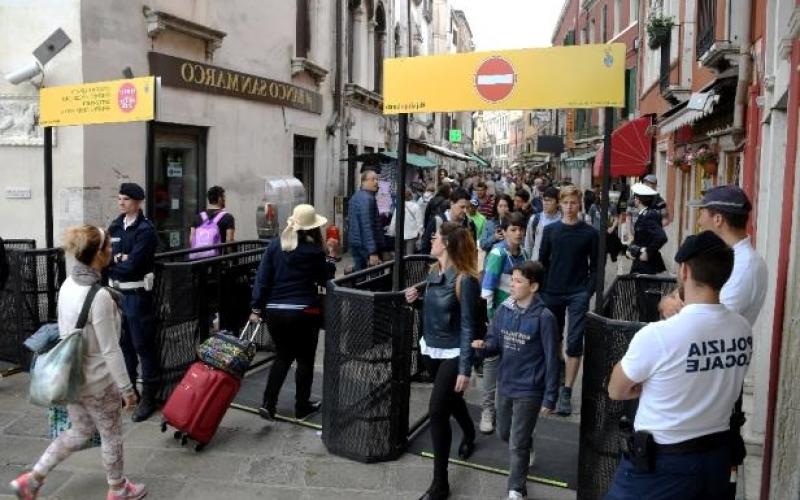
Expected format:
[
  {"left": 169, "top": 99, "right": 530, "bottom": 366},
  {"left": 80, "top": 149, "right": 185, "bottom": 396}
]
[
  {"left": 119, "top": 183, "right": 145, "bottom": 201},
  {"left": 674, "top": 230, "right": 731, "bottom": 263}
]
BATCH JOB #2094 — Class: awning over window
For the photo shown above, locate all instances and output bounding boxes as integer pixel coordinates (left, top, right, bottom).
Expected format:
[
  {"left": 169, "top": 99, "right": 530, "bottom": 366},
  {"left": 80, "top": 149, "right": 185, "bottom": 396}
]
[
  {"left": 593, "top": 116, "right": 653, "bottom": 178},
  {"left": 351, "top": 151, "right": 439, "bottom": 169},
  {"left": 563, "top": 151, "right": 597, "bottom": 169},
  {"left": 414, "top": 140, "right": 474, "bottom": 162},
  {"left": 467, "top": 153, "right": 490, "bottom": 168}
]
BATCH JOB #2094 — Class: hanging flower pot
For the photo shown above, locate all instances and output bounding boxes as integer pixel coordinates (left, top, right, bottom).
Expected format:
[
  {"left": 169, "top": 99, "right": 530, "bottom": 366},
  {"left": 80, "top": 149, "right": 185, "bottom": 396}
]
[
  {"left": 701, "top": 160, "right": 719, "bottom": 176},
  {"left": 646, "top": 14, "right": 674, "bottom": 49},
  {"left": 671, "top": 157, "right": 691, "bottom": 173}
]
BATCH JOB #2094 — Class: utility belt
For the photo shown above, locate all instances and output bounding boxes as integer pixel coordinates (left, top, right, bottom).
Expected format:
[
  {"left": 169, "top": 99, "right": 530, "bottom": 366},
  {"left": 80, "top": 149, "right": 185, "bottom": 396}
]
[
  {"left": 110, "top": 273, "right": 154, "bottom": 293},
  {"left": 619, "top": 417, "right": 733, "bottom": 473}
]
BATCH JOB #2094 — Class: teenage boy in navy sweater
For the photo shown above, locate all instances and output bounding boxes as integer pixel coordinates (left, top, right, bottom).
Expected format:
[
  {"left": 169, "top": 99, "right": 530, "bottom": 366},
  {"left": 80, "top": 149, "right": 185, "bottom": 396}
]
[{"left": 472, "top": 261, "right": 560, "bottom": 500}]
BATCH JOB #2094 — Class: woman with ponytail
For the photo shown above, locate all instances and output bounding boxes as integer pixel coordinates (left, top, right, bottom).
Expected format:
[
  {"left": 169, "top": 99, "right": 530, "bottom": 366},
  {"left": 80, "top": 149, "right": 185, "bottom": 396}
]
[
  {"left": 11, "top": 225, "right": 146, "bottom": 500},
  {"left": 249, "top": 204, "right": 336, "bottom": 421}
]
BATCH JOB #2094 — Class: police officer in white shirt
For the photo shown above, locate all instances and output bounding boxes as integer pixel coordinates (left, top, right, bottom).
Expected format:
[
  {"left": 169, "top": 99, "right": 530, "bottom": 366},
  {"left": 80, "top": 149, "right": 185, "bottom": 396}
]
[
  {"left": 606, "top": 231, "right": 752, "bottom": 499},
  {"left": 660, "top": 185, "right": 768, "bottom": 325}
]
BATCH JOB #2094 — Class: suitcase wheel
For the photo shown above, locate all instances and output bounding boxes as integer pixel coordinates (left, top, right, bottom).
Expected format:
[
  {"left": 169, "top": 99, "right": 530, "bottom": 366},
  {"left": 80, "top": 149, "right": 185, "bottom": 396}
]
[
  {"left": 173, "top": 431, "right": 182, "bottom": 440},
  {"left": 180, "top": 434, "right": 188, "bottom": 446},
  {"left": 160, "top": 421, "right": 167, "bottom": 433},
  {"left": 195, "top": 443, "right": 206, "bottom": 452}
]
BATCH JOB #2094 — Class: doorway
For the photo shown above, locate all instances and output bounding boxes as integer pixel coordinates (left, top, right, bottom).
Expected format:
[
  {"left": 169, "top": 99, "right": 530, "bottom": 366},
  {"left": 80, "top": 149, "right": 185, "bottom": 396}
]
[
  {"left": 293, "top": 135, "right": 316, "bottom": 205},
  {"left": 148, "top": 124, "right": 207, "bottom": 250}
]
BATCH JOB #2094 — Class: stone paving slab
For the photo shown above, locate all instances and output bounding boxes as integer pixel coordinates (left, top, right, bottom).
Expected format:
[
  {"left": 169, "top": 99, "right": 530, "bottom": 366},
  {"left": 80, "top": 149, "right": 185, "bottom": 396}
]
[{"left": 0, "top": 372, "right": 575, "bottom": 499}]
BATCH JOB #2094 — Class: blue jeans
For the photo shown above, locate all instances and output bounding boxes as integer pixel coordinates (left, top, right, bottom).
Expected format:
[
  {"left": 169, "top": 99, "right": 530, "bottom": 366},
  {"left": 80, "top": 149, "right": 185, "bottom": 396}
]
[
  {"left": 351, "top": 245, "right": 369, "bottom": 272},
  {"left": 496, "top": 392, "right": 542, "bottom": 495},
  {"left": 605, "top": 446, "right": 731, "bottom": 500},
  {"left": 541, "top": 290, "right": 591, "bottom": 358},
  {"left": 119, "top": 291, "right": 160, "bottom": 384}
]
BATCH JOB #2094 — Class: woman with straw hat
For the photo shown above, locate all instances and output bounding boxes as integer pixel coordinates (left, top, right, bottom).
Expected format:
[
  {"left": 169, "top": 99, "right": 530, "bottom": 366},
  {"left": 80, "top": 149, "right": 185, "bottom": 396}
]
[{"left": 249, "top": 204, "right": 336, "bottom": 420}]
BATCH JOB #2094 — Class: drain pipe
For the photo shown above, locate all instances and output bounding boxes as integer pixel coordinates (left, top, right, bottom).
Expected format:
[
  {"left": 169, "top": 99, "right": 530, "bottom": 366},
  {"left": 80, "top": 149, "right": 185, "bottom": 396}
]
[{"left": 732, "top": 0, "right": 752, "bottom": 137}]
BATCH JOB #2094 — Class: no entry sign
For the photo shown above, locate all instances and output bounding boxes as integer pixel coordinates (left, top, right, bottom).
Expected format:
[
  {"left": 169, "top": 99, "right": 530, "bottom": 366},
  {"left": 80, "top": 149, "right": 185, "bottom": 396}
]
[
  {"left": 383, "top": 44, "right": 626, "bottom": 114},
  {"left": 475, "top": 57, "right": 516, "bottom": 102}
]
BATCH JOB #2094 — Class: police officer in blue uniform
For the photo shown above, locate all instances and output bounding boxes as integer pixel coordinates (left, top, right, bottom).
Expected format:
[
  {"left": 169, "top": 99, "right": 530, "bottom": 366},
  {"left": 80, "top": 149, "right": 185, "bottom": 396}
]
[
  {"left": 627, "top": 182, "right": 667, "bottom": 275},
  {"left": 108, "top": 183, "right": 160, "bottom": 422},
  {"left": 607, "top": 231, "right": 752, "bottom": 499}
]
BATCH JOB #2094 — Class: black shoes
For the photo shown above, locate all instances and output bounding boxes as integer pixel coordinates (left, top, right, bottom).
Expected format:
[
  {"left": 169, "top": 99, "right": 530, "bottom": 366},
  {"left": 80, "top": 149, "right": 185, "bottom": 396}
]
[
  {"left": 458, "top": 438, "right": 475, "bottom": 460},
  {"left": 132, "top": 383, "right": 159, "bottom": 422},
  {"left": 258, "top": 405, "right": 276, "bottom": 420},
  {"left": 418, "top": 482, "right": 450, "bottom": 500},
  {"left": 295, "top": 400, "right": 322, "bottom": 420}
]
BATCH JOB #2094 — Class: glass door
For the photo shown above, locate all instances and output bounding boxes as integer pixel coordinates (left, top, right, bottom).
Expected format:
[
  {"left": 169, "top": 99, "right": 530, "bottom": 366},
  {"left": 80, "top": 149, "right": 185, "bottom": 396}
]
[{"left": 149, "top": 125, "right": 206, "bottom": 251}]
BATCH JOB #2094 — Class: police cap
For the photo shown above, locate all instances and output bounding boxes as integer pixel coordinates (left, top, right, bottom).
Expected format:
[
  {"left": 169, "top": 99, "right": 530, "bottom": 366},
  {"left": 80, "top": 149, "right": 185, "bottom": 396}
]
[
  {"left": 687, "top": 185, "right": 752, "bottom": 215},
  {"left": 119, "top": 183, "right": 145, "bottom": 201},
  {"left": 674, "top": 230, "right": 731, "bottom": 263}
]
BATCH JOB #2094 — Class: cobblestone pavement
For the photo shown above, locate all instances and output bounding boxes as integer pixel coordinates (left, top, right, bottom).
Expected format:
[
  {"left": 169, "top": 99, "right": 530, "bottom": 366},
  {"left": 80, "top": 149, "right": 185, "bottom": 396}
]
[{"left": 0, "top": 372, "right": 575, "bottom": 499}]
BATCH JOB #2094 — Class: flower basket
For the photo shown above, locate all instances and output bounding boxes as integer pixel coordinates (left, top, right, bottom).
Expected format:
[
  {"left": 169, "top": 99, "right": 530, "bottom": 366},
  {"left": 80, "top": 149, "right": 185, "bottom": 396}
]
[
  {"left": 700, "top": 160, "right": 718, "bottom": 175},
  {"left": 671, "top": 158, "right": 691, "bottom": 173},
  {"left": 646, "top": 14, "right": 675, "bottom": 49},
  {"left": 693, "top": 147, "right": 718, "bottom": 175}
]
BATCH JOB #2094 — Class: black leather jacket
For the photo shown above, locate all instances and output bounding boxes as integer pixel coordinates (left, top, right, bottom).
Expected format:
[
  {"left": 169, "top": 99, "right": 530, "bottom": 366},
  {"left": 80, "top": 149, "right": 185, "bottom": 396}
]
[{"left": 422, "top": 266, "right": 478, "bottom": 376}]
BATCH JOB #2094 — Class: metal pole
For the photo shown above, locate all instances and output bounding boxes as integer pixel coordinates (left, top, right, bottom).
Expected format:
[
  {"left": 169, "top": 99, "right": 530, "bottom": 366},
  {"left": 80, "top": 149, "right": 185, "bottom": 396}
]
[
  {"left": 44, "top": 126, "right": 54, "bottom": 249},
  {"left": 393, "top": 113, "right": 409, "bottom": 291},
  {"left": 594, "top": 107, "right": 613, "bottom": 314}
]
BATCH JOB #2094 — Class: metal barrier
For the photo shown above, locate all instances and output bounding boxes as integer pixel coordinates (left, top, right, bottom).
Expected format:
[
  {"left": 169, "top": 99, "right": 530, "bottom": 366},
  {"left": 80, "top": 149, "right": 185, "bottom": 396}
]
[
  {"left": 152, "top": 240, "right": 270, "bottom": 400},
  {"left": 0, "top": 240, "right": 270, "bottom": 390},
  {"left": 322, "top": 255, "right": 434, "bottom": 463},
  {"left": 0, "top": 248, "right": 65, "bottom": 366},
  {"left": 577, "top": 275, "right": 677, "bottom": 500}
]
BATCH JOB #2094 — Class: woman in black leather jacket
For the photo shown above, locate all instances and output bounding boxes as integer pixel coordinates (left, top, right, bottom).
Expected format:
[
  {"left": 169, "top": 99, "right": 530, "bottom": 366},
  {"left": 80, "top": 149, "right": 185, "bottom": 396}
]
[{"left": 405, "top": 222, "right": 479, "bottom": 500}]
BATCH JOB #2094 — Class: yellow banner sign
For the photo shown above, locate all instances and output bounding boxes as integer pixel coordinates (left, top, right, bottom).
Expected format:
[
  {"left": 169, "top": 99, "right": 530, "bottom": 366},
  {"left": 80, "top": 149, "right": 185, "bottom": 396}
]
[
  {"left": 40, "top": 76, "right": 155, "bottom": 127},
  {"left": 383, "top": 44, "right": 625, "bottom": 114}
]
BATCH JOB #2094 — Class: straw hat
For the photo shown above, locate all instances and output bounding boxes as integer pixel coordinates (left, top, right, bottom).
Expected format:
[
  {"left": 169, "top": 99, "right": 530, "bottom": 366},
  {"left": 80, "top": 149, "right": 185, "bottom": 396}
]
[{"left": 280, "top": 204, "right": 328, "bottom": 251}]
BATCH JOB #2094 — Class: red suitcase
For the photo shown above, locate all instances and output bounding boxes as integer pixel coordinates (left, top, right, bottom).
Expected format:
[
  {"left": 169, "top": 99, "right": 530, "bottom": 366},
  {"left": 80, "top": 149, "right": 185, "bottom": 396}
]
[{"left": 160, "top": 361, "right": 240, "bottom": 451}]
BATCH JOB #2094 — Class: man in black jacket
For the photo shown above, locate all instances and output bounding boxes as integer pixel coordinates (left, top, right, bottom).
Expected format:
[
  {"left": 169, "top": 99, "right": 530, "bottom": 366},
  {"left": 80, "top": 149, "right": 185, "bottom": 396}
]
[{"left": 420, "top": 188, "right": 477, "bottom": 255}]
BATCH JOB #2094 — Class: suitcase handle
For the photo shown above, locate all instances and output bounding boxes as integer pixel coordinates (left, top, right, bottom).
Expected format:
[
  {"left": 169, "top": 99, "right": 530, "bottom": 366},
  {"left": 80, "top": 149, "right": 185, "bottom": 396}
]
[{"left": 240, "top": 321, "right": 262, "bottom": 343}]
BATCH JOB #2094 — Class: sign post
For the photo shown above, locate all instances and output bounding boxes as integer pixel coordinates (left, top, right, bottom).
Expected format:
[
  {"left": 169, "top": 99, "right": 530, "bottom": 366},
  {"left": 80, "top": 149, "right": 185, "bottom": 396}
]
[
  {"left": 383, "top": 43, "right": 625, "bottom": 295},
  {"left": 39, "top": 76, "right": 156, "bottom": 247}
]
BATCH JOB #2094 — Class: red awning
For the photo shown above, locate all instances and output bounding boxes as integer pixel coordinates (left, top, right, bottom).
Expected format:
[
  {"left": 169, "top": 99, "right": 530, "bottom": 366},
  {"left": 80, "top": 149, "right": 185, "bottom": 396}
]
[{"left": 593, "top": 116, "right": 653, "bottom": 177}]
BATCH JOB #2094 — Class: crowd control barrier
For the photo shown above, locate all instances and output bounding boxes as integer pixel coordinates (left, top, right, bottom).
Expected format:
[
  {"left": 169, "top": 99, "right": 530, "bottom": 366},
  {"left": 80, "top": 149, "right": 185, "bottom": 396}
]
[
  {"left": 0, "top": 240, "right": 270, "bottom": 397},
  {"left": 577, "top": 275, "right": 677, "bottom": 499},
  {"left": 322, "top": 256, "right": 434, "bottom": 463},
  {"left": 0, "top": 246, "right": 65, "bottom": 367}
]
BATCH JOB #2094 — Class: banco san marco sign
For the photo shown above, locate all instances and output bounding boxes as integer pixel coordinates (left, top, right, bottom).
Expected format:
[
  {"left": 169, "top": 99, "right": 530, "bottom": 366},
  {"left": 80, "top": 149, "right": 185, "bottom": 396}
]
[{"left": 148, "top": 52, "right": 323, "bottom": 114}]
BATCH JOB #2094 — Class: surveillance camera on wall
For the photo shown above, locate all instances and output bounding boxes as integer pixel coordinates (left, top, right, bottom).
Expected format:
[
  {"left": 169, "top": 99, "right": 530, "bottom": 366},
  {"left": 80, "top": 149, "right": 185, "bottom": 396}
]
[{"left": 5, "top": 60, "right": 44, "bottom": 86}]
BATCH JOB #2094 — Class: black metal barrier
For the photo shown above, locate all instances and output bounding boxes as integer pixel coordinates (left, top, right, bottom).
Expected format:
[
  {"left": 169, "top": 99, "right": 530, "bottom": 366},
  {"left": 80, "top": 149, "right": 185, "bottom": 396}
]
[
  {"left": 322, "top": 255, "right": 434, "bottom": 463},
  {"left": 152, "top": 240, "right": 270, "bottom": 400},
  {"left": 0, "top": 240, "right": 270, "bottom": 397},
  {"left": 0, "top": 247, "right": 65, "bottom": 367},
  {"left": 578, "top": 275, "right": 677, "bottom": 499}
]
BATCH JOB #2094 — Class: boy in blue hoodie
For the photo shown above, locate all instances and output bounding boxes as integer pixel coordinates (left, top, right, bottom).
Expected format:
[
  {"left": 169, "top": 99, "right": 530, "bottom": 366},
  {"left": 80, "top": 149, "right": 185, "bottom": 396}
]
[{"left": 472, "top": 261, "right": 559, "bottom": 500}]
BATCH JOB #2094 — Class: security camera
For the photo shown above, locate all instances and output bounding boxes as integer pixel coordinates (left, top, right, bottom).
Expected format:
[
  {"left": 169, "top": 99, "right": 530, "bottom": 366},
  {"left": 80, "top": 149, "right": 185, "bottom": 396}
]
[{"left": 5, "top": 60, "right": 43, "bottom": 86}]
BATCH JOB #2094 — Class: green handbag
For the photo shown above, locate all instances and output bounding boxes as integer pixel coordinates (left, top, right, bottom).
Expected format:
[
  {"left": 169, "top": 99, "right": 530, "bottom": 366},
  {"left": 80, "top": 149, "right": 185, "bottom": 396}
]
[{"left": 29, "top": 284, "right": 101, "bottom": 407}]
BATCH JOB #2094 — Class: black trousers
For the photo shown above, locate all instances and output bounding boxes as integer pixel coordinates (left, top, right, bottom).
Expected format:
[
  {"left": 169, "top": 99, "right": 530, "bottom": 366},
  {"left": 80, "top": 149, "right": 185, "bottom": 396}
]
[
  {"left": 262, "top": 309, "right": 320, "bottom": 410},
  {"left": 119, "top": 291, "right": 160, "bottom": 385},
  {"left": 424, "top": 356, "right": 475, "bottom": 485}
]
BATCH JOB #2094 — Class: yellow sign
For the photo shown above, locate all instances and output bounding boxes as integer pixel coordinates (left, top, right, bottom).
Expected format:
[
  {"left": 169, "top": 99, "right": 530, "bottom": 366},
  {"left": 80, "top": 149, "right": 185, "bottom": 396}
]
[
  {"left": 383, "top": 44, "right": 625, "bottom": 114},
  {"left": 39, "top": 76, "right": 155, "bottom": 127}
]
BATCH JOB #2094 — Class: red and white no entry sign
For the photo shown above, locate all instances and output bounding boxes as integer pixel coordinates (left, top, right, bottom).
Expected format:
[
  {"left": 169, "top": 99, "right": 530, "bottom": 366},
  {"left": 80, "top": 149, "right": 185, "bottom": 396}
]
[{"left": 474, "top": 57, "right": 516, "bottom": 103}]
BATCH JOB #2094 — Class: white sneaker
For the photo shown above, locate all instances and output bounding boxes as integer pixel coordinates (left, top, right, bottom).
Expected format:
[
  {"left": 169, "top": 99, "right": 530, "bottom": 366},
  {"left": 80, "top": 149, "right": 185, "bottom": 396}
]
[
  {"left": 507, "top": 490, "right": 526, "bottom": 499},
  {"left": 479, "top": 410, "right": 494, "bottom": 434}
]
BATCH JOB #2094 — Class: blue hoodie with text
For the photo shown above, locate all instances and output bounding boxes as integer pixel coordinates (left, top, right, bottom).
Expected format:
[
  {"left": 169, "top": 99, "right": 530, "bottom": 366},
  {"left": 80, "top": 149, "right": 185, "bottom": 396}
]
[{"left": 481, "top": 295, "right": 560, "bottom": 409}]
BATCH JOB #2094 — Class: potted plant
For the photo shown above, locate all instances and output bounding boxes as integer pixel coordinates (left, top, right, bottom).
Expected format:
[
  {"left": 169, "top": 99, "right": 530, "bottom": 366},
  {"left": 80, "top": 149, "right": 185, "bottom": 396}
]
[
  {"left": 647, "top": 13, "right": 675, "bottom": 49},
  {"left": 670, "top": 155, "right": 691, "bottom": 173},
  {"left": 693, "top": 146, "right": 718, "bottom": 175}
]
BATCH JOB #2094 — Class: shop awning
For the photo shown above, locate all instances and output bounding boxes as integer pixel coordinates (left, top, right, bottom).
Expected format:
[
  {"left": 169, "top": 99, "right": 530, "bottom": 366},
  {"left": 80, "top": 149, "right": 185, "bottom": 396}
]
[
  {"left": 467, "top": 153, "right": 490, "bottom": 168},
  {"left": 563, "top": 151, "right": 597, "bottom": 168},
  {"left": 413, "top": 140, "right": 474, "bottom": 161},
  {"left": 350, "top": 151, "right": 439, "bottom": 169},
  {"left": 593, "top": 116, "right": 653, "bottom": 178}
]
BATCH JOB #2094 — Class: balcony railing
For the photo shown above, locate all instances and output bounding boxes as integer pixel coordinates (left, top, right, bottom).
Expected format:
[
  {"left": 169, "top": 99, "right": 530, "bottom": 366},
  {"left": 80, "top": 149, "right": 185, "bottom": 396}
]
[
  {"left": 575, "top": 126, "right": 600, "bottom": 140},
  {"left": 696, "top": 0, "right": 716, "bottom": 59}
]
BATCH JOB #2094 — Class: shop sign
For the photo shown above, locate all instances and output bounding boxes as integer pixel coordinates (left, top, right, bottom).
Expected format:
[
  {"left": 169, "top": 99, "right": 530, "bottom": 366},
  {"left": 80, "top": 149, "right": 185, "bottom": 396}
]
[
  {"left": 449, "top": 129, "right": 462, "bottom": 143},
  {"left": 383, "top": 44, "right": 625, "bottom": 114},
  {"left": 149, "top": 52, "right": 322, "bottom": 115},
  {"left": 39, "top": 77, "right": 155, "bottom": 127}
]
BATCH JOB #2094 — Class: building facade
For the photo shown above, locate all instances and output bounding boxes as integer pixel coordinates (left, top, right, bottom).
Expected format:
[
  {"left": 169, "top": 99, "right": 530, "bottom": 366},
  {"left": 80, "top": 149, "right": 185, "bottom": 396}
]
[{"left": 0, "top": 0, "right": 340, "bottom": 250}]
